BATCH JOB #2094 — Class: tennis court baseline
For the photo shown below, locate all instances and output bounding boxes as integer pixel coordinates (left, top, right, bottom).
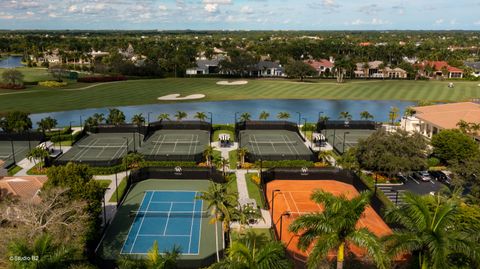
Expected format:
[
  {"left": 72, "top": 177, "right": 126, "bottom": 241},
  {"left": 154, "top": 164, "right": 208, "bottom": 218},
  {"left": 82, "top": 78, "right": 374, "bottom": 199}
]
[
  {"left": 121, "top": 190, "right": 204, "bottom": 255},
  {"left": 322, "top": 129, "right": 375, "bottom": 153},
  {"left": 0, "top": 140, "right": 35, "bottom": 167}
]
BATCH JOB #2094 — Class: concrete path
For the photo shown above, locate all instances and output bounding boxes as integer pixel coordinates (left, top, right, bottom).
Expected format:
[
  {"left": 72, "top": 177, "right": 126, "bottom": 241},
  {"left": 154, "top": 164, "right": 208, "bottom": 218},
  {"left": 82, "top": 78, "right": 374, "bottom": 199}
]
[
  {"left": 94, "top": 170, "right": 131, "bottom": 225},
  {"left": 14, "top": 157, "right": 37, "bottom": 176},
  {"left": 211, "top": 141, "right": 238, "bottom": 160}
]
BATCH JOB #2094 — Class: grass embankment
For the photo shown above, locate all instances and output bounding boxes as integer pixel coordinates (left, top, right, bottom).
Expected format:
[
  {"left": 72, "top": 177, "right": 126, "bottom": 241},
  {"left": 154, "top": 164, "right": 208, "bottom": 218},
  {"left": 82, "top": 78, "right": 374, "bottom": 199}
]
[
  {"left": 245, "top": 173, "right": 266, "bottom": 208},
  {"left": 226, "top": 173, "right": 238, "bottom": 194},
  {"left": 7, "top": 165, "right": 22, "bottom": 176},
  {"left": 228, "top": 149, "right": 238, "bottom": 169},
  {"left": 1, "top": 77, "right": 480, "bottom": 113},
  {"left": 108, "top": 176, "right": 127, "bottom": 203}
]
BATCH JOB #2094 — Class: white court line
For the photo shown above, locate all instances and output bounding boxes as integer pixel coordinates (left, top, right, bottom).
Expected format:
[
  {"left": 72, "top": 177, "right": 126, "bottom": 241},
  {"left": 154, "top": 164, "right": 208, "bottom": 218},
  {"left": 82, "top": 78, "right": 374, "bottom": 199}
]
[
  {"left": 162, "top": 202, "right": 174, "bottom": 236},
  {"left": 154, "top": 134, "right": 167, "bottom": 156},
  {"left": 149, "top": 201, "right": 194, "bottom": 204},
  {"left": 136, "top": 234, "right": 190, "bottom": 237},
  {"left": 288, "top": 192, "right": 301, "bottom": 213},
  {"left": 111, "top": 140, "right": 128, "bottom": 160},
  {"left": 196, "top": 199, "right": 203, "bottom": 255},
  {"left": 129, "top": 191, "right": 155, "bottom": 253},
  {"left": 73, "top": 138, "right": 99, "bottom": 161},
  {"left": 281, "top": 135, "right": 295, "bottom": 155},
  {"left": 188, "top": 191, "right": 197, "bottom": 253},
  {"left": 279, "top": 192, "right": 291, "bottom": 212},
  {"left": 120, "top": 191, "right": 150, "bottom": 254}
]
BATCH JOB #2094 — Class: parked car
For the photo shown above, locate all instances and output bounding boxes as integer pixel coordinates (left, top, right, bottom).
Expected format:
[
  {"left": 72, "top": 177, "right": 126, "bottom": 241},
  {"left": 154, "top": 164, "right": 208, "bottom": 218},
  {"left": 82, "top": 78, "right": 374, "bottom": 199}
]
[
  {"left": 413, "top": 171, "right": 432, "bottom": 182},
  {"left": 396, "top": 172, "right": 408, "bottom": 182},
  {"left": 429, "top": 171, "right": 452, "bottom": 187}
]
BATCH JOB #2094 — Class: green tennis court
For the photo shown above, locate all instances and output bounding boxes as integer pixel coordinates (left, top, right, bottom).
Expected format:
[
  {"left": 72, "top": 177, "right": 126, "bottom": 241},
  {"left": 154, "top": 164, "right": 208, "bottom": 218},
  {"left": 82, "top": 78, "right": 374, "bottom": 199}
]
[
  {"left": 57, "top": 133, "right": 138, "bottom": 165},
  {"left": 239, "top": 129, "right": 314, "bottom": 161},
  {"left": 0, "top": 140, "right": 37, "bottom": 167},
  {"left": 322, "top": 129, "right": 375, "bottom": 153},
  {"left": 98, "top": 179, "right": 221, "bottom": 268},
  {"left": 139, "top": 130, "right": 210, "bottom": 162}
]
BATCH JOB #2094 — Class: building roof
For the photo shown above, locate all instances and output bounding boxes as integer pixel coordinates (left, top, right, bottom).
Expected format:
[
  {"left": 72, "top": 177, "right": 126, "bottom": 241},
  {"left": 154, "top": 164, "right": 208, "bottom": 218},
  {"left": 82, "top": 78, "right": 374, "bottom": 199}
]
[
  {"left": 305, "top": 59, "right": 334, "bottom": 69},
  {"left": 356, "top": 60, "right": 384, "bottom": 70},
  {"left": 0, "top": 176, "right": 47, "bottom": 202},
  {"left": 418, "top": 61, "right": 464, "bottom": 73},
  {"left": 385, "top": 67, "right": 407, "bottom": 73},
  {"left": 464, "top": 61, "right": 480, "bottom": 70},
  {"left": 256, "top": 60, "right": 282, "bottom": 69},
  {"left": 413, "top": 102, "right": 480, "bottom": 130}
]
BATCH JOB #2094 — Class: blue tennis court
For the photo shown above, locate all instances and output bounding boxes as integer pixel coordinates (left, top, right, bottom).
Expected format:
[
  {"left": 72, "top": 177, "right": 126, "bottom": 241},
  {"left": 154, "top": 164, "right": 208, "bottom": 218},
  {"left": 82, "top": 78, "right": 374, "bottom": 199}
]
[{"left": 121, "top": 190, "right": 204, "bottom": 255}]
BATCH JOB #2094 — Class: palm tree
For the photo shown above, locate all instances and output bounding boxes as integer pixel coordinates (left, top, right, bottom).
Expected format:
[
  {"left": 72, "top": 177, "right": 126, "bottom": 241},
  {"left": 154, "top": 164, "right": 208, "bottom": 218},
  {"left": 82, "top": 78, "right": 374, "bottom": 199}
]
[
  {"left": 93, "top": 113, "right": 105, "bottom": 124},
  {"left": 174, "top": 111, "right": 187, "bottom": 121},
  {"left": 359, "top": 111, "right": 374, "bottom": 120},
  {"left": 277, "top": 112, "right": 290, "bottom": 120},
  {"left": 456, "top": 120, "right": 470, "bottom": 134},
  {"left": 37, "top": 117, "right": 57, "bottom": 134},
  {"left": 334, "top": 56, "right": 354, "bottom": 83},
  {"left": 197, "top": 182, "right": 239, "bottom": 261},
  {"left": 8, "top": 234, "right": 75, "bottom": 269},
  {"left": 210, "top": 240, "right": 292, "bottom": 269},
  {"left": 362, "top": 62, "right": 370, "bottom": 78},
  {"left": 339, "top": 111, "right": 352, "bottom": 122},
  {"left": 131, "top": 113, "right": 145, "bottom": 147},
  {"left": 317, "top": 150, "right": 333, "bottom": 165},
  {"left": 146, "top": 241, "right": 179, "bottom": 269},
  {"left": 289, "top": 190, "right": 387, "bottom": 269},
  {"left": 469, "top": 122, "right": 480, "bottom": 136},
  {"left": 27, "top": 147, "right": 49, "bottom": 170},
  {"left": 239, "top": 112, "right": 251, "bottom": 122},
  {"left": 203, "top": 145, "right": 215, "bottom": 166},
  {"left": 259, "top": 111, "right": 270, "bottom": 120},
  {"left": 123, "top": 152, "right": 145, "bottom": 169},
  {"left": 195, "top": 112, "right": 208, "bottom": 121},
  {"left": 158, "top": 113, "right": 170, "bottom": 121},
  {"left": 383, "top": 192, "right": 480, "bottom": 269},
  {"left": 106, "top": 108, "right": 126, "bottom": 125},
  {"left": 215, "top": 157, "right": 229, "bottom": 177},
  {"left": 404, "top": 107, "right": 416, "bottom": 117},
  {"left": 237, "top": 147, "right": 248, "bottom": 166},
  {"left": 388, "top": 107, "right": 400, "bottom": 125}
]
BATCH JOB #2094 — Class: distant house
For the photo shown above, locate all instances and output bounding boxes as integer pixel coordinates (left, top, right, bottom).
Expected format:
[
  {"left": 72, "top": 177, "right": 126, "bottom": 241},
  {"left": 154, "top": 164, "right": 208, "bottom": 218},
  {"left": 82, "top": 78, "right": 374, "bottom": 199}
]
[
  {"left": 354, "top": 61, "right": 407, "bottom": 79},
  {"left": 251, "top": 61, "right": 285, "bottom": 77},
  {"left": 304, "top": 59, "right": 334, "bottom": 76},
  {"left": 417, "top": 61, "right": 464, "bottom": 79},
  {"left": 464, "top": 61, "right": 480, "bottom": 77},
  {"left": 0, "top": 176, "right": 47, "bottom": 202},
  {"left": 186, "top": 58, "right": 222, "bottom": 75}
]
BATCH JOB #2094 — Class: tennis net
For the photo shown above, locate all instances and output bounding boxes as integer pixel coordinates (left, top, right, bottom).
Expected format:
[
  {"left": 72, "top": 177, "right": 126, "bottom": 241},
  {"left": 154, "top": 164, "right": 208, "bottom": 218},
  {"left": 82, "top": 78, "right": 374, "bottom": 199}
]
[
  {"left": 129, "top": 210, "right": 209, "bottom": 218},
  {"left": 150, "top": 140, "right": 200, "bottom": 145},
  {"left": 248, "top": 140, "right": 298, "bottom": 145},
  {"left": 77, "top": 145, "right": 127, "bottom": 149}
]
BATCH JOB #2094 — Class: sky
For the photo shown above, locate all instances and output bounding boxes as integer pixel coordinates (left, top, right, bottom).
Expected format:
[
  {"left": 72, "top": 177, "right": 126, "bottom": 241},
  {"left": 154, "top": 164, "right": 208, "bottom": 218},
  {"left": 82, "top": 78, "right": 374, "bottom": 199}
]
[{"left": 1, "top": 0, "right": 480, "bottom": 30}]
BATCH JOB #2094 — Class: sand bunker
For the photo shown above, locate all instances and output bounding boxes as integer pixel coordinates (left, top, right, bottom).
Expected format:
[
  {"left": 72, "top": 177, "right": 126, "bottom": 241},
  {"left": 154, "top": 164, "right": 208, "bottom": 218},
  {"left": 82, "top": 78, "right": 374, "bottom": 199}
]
[
  {"left": 157, "top": 94, "right": 205, "bottom": 101},
  {"left": 216, "top": 80, "right": 248, "bottom": 85}
]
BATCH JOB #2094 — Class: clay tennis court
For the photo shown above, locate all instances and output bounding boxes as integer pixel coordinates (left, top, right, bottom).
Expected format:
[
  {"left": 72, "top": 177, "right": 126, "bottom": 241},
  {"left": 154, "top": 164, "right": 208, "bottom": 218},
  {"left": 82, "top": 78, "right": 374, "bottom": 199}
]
[{"left": 266, "top": 180, "right": 391, "bottom": 263}]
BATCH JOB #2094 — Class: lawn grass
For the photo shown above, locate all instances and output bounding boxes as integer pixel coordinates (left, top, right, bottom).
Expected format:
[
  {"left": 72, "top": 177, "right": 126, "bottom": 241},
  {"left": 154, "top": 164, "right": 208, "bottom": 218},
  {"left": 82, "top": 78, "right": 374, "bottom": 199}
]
[
  {"left": 245, "top": 173, "right": 266, "bottom": 208},
  {"left": 108, "top": 176, "right": 127, "bottom": 203},
  {"left": 26, "top": 162, "right": 47, "bottom": 175},
  {"left": 7, "top": 165, "right": 22, "bottom": 176},
  {"left": 230, "top": 228, "right": 274, "bottom": 243},
  {"left": 213, "top": 129, "right": 235, "bottom": 142},
  {"left": 0, "top": 67, "right": 54, "bottom": 82},
  {"left": 226, "top": 173, "right": 238, "bottom": 194},
  {"left": 96, "top": 179, "right": 112, "bottom": 189},
  {"left": 1, "top": 78, "right": 480, "bottom": 113},
  {"left": 229, "top": 149, "right": 238, "bottom": 169}
]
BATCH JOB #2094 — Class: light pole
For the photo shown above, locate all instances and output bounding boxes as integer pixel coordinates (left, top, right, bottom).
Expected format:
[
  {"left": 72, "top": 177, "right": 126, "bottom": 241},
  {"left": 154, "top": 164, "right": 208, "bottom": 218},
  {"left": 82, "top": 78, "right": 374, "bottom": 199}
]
[
  {"left": 123, "top": 137, "right": 129, "bottom": 180},
  {"left": 69, "top": 121, "right": 75, "bottom": 143},
  {"left": 57, "top": 129, "right": 62, "bottom": 151},
  {"left": 114, "top": 172, "right": 119, "bottom": 207},
  {"left": 302, "top": 117, "right": 307, "bottom": 139},
  {"left": 147, "top": 112, "right": 153, "bottom": 125},
  {"left": 332, "top": 128, "right": 337, "bottom": 150},
  {"left": 208, "top": 112, "right": 213, "bottom": 126},
  {"left": 295, "top": 112, "right": 301, "bottom": 126},
  {"left": 80, "top": 115, "right": 85, "bottom": 132},
  {"left": 270, "top": 189, "right": 280, "bottom": 227},
  {"left": 374, "top": 174, "right": 378, "bottom": 195},
  {"left": 318, "top": 111, "right": 324, "bottom": 121},
  {"left": 279, "top": 211, "right": 291, "bottom": 241},
  {"left": 10, "top": 138, "right": 16, "bottom": 164},
  {"left": 102, "top": 187, "right": 111, "bottom": 227},
  {"left": 234, "top": 112, "right": 240, "bottom": 124},
  {"left": 342, "top": 131, "right": 350, "bottom": 154}
]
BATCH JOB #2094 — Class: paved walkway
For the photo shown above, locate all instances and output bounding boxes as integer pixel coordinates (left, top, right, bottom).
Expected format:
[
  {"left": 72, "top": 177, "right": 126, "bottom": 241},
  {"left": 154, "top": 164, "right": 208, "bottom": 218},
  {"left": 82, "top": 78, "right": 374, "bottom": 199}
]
[{"left": 94, "top": 170, "right": 131, "bottom": 225}]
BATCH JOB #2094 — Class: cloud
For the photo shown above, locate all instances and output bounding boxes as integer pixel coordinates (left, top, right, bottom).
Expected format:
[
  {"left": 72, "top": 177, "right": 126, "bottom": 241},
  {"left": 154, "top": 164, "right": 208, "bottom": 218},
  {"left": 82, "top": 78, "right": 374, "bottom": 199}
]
[
  {"left": 391, "top": 5, "right": 405, "bottom": 15},
  {"left": 357, "top": 4, "right": 382, "bottom": 15},
  {"left": 435, "top": 18, "right": 444, "bottom": 24},
  {"left": 348, "top": 18, "right": 389, "bottom": 26},
  {"left": 308, "top": 0, "right": 341, "bottom": 13},
  {"left": 204, "top": 3, "right": 218, "bottom": 13},
  {"left": 475, "top": 20, "right": 480, "bottom": 25}
]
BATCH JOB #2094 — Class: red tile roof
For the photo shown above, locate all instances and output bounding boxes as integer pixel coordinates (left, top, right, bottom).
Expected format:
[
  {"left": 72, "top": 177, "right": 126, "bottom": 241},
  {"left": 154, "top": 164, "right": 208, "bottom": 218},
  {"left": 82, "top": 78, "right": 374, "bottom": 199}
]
[
  {"left": 305, "top": 59, "right": 334, "bottom": 69},
  {"left": 418, "top": 61, "right": 464, "bottom": 73},
  {"left": 0, "top": 176, "right": 47, "bottom": 202}
]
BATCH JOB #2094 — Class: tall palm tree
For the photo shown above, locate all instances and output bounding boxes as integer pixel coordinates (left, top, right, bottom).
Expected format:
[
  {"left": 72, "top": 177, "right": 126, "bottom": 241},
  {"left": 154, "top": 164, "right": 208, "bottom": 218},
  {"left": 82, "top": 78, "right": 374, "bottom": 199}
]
[
  {"left": 195, "top": 112, "right": 208, "bottom": 121},
  {"left": 93, "top": 113, "right": 105, "bottom": 124},
  {"left": 107, "top": 108, "right": 126, "bottom": 125},
  {"left": 197, "top": 182, "right": 239, "bottom": 261},
  {"left": 131, "top": 113, "right": 145, "bottom": 147},
  {"left": 175, "top": 111, "right": 188, "bottom": 121},
  {"left": 27, "top": 147, "right": 49, "bottom": 170},
  {"left": 384, "top": 192, "right": 480, "bottom": 269},
  {"left": 239, "top": 112, "right": 251, "bottom": 122},
  {"left": 359, "top": 111, "right": 374, "bottom": 120},
  {"left": 146, "top": 241, "right": 180, "bottom": 269},
  {"left": 289, "top": 190, "right": 387, "bottom": 269},
  {"left": 456, "top": 120, "right": 470, "bottom": 134},
  {"left": 469, "top": 122, "right": 480, "bottom": 136},
  {"left": 215, "top": 157, "right": 229, "bottom": 177},
  {"left": 317, "top": 150, "right": 333, "bottom": 164},
  {"left": 404, "top": 107, "right": 416, "bottom": 117},
  {"left": 362, "top": 62, "right": 370, "bottom": 78},
  {"left": 203, "top": 145, "right": 215, "bottom": 166},
  {"left": 339, "top": 111, "right": 352, "bottom": 122},
  {"left": 237, "top": 147, "right": 248, "bottom": 166},
  {"left": 210, "top": 240, "right": 292, "bottom": 269},
  {"left": 259, "top": 111, "right": 270, "bottom": 120},
  {"left": 37, "top": 117, "right": 57, "bottom": 134},
  {"left": 388, "top": 107, "right": 400, "bottom": 125},
  {"left": 158, "top": 113, "right": 170, "bottom": 121},
  {"left": 277, "top": 112, "right": 290, "bottom": 120}
]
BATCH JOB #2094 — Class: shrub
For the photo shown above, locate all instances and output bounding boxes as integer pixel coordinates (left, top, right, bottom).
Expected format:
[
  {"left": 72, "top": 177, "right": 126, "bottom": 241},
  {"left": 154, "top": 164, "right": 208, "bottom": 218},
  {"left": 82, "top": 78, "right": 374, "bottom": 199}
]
[
  {"left": 251, "top": 174, "right": 261, "bottom": 185},
  {"left": 257, "top": 160, "right": 315, "bottom": 168},
  {"left": 427, "top": 157, "right": 441, "bottom": 167},
  {"left": 77, "top": 75, "right": 127, "bottom": 83},
  {"left": 0, "top": 83, "right": 26, "bottom": 89},
  {"left": 38, "top": 80, "right": 68, "bottom": 87}
]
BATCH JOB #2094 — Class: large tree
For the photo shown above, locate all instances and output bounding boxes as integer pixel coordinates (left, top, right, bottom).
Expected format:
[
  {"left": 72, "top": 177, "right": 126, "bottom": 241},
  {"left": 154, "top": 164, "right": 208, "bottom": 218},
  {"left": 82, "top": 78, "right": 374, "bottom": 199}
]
[
  {"left": 37, "top": 117, "right": 57, "bottom": 134},
  {"left": 0, "top": 111, "right": 32, "bottom": 133},
  {"left": 106, "top": 108, "right": 126, "bottom": 125},
  {"left": 284, "top": 60, "right": 316, "bottom": 81},
  {"left": 355, "top": 130, "right": 428, "bottom": 178},
  {"left": 384, "top": 192, "right": 480, "bottom": 269},
  {"left": 1, "top": 68, "right": 24, "bottom": 86},
  {"left": 289, "top": 190, "right": 387, "bottom": 269},
  {"left": 431, "top": 129, "right": 480, "bottom": 164}
]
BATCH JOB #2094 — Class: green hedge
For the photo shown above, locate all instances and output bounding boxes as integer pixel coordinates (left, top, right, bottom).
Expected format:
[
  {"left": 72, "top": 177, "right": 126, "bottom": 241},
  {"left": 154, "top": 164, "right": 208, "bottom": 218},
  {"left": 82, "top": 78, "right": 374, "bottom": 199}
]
[
  {"left": 255, "top": 160, "right": 315, "bottom": 168},
  {"left": 212, "top": 124, "right": 235, "bottom": 132},
  {"left": 89, "top": 161, "right": 198, "bottom": 175}
]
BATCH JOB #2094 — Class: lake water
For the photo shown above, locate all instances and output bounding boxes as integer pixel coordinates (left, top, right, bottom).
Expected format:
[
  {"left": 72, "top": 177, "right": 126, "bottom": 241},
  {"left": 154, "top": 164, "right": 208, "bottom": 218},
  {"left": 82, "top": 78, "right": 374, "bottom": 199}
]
[
  {"left": 0, "top": 56, "right": 24, "bottom": 68},
  {"left": 30, "top": 99, "right": 415, "bottom": 127}
]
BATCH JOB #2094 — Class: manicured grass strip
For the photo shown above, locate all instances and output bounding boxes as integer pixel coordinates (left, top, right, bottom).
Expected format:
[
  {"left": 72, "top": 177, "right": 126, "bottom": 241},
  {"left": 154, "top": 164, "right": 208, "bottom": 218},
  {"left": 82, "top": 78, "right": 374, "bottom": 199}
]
[
  {"left": 226, "top": 173, "right": 238, "bottom": 194},
  {"left": 1, "top": 78, "right": 480, "bottom": 113},
  {"left": 26, "top": 162, "right": 46, "bottom": 175},
  {"left": 109, "top": 176, "right": 127, "bottom": 203},
  {"left": 246, "top": 173, "right": 265, "bottom": 208},
  {"left": 7, "top": 165, "right": 22, "bottom": 176},
  {"left": 96, "top": 179, "right": 112, "bottom": 189},
  {"left": 229, "top": 149, "right": 238, "bottom": 169},
  {"left": 213, "top": 129, "right": 235, "bottom": 142}
]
